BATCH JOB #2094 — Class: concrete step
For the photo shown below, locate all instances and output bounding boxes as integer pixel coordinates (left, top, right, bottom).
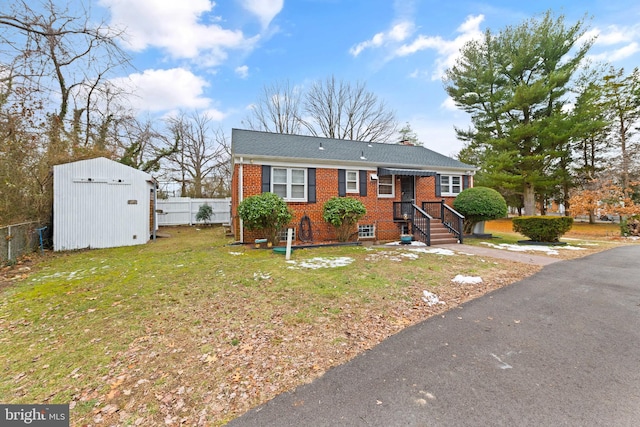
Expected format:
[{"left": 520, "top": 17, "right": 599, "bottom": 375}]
[
  {"left": 430, "top": 237, "right": 460, "bottom": 245},
  {"left": 429, "top": 223, "right": 459, "bottom": 245}
]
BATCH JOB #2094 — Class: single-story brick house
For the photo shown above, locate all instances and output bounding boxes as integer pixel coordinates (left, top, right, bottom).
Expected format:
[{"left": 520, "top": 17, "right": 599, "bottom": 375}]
[{"left": 231, "top": 129, "right": 476, "bottom": 245}]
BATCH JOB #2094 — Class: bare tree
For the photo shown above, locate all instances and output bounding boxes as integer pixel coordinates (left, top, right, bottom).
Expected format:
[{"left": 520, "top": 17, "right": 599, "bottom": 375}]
[
  {"left": 243, "top": 79, "right": 304, "bottom": 134},
  {"left": 602, "top": 66, "right": 640, "bottom": 190},
  {"left": 116, "top": 116, "right": 179, "bottom": 173},
  {"left": 245, "top": 75, "right": 397, "bottom": 142},
  {"left": 0, "top": 0, "right": 130, "bottom": 142},
  {"left": 165, "top": 112, "right": 231, "bottom": 198},
  {"left": 0, "top": 0, "right": 132, "bottom": 224},
  {"left": 303, "top": 75, "right": 397, "bottom": 142}
]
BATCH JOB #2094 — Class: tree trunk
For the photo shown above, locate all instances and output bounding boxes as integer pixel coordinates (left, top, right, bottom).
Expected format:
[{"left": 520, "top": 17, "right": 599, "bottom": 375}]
[{"left": 523, "top": 182, "right": 536, "bottom": 216}]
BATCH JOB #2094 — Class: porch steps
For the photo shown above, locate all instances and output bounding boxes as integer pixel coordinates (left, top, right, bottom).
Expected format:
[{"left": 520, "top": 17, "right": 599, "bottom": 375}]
[{"left": 429, "top": 222, "right": 459, "bottom": 245}]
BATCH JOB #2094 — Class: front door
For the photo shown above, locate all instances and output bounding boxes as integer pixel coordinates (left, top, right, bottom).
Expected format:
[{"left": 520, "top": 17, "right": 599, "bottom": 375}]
[{"left": 400, "top": 176, "right": 415, "bottom": 215}]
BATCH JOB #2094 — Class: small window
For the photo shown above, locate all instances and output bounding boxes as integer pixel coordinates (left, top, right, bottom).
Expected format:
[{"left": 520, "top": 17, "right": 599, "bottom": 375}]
[
  {"left": 378, "top": 175, "right": 394, "bottom": 197},
  {"left": 346, "top": 170, "right": 359, "bottom": 193},
  {"left": 440, "top": 175, "right": 462, "bottom": 195},
  {"left": 278, "top": 228, "right": 296, "bottom": 242},
  {"left": 358, "top": 224, "right": 375, "bottom": 239}
]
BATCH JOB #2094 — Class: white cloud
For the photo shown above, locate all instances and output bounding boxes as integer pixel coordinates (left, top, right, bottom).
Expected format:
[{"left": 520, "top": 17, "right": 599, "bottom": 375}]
[
  {"left": 440, "top": 96, "right": 458, "bottom": 112},
  {"left": 350, "top": 21, "right": 415, "bottom": 56},
  {"left": 201, "top": 108, "right": 227, "bottom": 122},
  {"left": 589, "top": 24, "right": 640, "bottom": 46},
  {"left": 101, "top": 0, "right": 256, "bottom": 63},
  {"left": 239, "top": 0, "right": 284, "bottom": 28},
  {"left": 110, "top": 68, "right": 211, "bottom": 112},
  {"left": 235, "top": 65, "right": 249, "bottom": 79},
  {"left": 396, "top": 14, "right": 484, "bottom": 80},
  {"left": 588, "top": 42, "right": 640, "bottom": 63}
]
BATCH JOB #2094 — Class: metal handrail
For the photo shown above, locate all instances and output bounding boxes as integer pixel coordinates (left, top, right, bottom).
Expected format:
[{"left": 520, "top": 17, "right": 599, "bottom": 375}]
[
  {"left": 411, "top": 204, "right": 432, "bottom": 246},
  {"left": 441, "top": 203, "right": 465, "bottom": 243}
]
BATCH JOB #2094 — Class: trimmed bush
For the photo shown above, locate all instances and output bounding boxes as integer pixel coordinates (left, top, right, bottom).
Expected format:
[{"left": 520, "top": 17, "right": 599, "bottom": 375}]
[
  {"left": 237, "top": 192, "right": 293, "bottom": 245},
  {"left": 452, "top": 187, "right": 508, "bottom": 234},
  {"left": 323, "top": 197, "right": 367, "bottom": 242},
  {"left": 512, "top": 216, "right": 574, "bottom": 242}
]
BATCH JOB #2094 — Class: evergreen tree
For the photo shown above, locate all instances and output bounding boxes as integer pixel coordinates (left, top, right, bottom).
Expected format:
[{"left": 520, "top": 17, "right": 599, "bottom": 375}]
[{"left": 444, "top": 11, "right": 593, "bottom": 215}]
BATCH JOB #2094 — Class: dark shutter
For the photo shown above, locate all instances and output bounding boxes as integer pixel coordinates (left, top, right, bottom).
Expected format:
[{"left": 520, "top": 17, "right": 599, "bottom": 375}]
[
  {"left": 359, "top": 170, "right": 367, "bottom": 196},
  {"left": 261, "top": 165, "right": 271, "bottom": 193},
  {"left": 435, "top": 174, "right": 441, "bottom": 197},
  {"left": 463, "top": 175, "right": 470, "bottom": 190},
  {"left": 308, "top": 168, "right": 316, "bottom": 203},
  {"left": 338, "top": 169, "right": 346, "bottom": 197}
]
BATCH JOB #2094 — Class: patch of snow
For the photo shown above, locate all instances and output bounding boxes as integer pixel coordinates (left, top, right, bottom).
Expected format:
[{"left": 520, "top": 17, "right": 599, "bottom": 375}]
[
  {"left": 287, "top": 257, "right": 354, "bottom": 270},
  {"left": 452, "top": 274, "right": 483, "bottom": 285},
  {"left": 422, "top": 290, "right": 446, "bottom": 306},
  {"left": 253, "top": 271, "right": 271, "bottom": 280},
  {"left": 408, "top": 248, "right": 457, "bottom": 256},
  {"left": 386, "top": 241, "right": 428, "bottom": 247},
  {"left": 228, "top": 251, "right": 244, "bottom": 256},
  {"left": 401, "top": 253, "right": 420, "bottom": 260},
  {"left": 480, "top": 242, "right": 585, "bottom": 256}
]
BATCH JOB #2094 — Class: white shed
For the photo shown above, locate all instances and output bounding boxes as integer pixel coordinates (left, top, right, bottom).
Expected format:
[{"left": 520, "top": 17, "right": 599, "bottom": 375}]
[{"left": 53, "top": 157, "right": 157, "bottom": 251}]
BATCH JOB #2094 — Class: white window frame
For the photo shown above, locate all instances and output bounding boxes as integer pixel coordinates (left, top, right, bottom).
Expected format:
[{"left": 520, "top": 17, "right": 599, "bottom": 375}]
[
  {"left": 272, "top": 167, "right": 307, "bottom": 201},
  {"left": 346, "top": 170, "right": 359, "bottom": 193},
  {"left": 440, "top": 175, "right": 462, "bottom": 196},
  {"left": 377, "top": 175, "right": 395, "bottom": 198},
  {"left": 358, "top": 224, "right": 375, "bottom": 239},
  {"left": 278, "top": 227, "right": 296, "bottom": 242}
]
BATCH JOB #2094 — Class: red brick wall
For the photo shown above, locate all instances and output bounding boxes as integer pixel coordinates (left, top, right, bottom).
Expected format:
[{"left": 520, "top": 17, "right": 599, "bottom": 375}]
[{"left": 231, "top": 164, "right": 458, "bottom": 243}]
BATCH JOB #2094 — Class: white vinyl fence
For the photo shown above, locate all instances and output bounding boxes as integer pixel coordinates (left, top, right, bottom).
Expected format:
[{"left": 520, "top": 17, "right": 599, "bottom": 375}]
[{"left": 156, "top": 197, "right": 231, "bottom": 226}]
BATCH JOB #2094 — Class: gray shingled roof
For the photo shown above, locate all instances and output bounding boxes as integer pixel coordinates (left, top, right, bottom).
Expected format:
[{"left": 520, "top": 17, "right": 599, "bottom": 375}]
[{"left": 231, "top": 129, "right": 475, "bottom": 171}]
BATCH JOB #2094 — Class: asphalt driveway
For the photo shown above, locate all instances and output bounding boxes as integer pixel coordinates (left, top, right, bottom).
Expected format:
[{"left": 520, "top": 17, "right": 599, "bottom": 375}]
[{"left": 226, "top": 245, "right": 640, "bottom": 426}]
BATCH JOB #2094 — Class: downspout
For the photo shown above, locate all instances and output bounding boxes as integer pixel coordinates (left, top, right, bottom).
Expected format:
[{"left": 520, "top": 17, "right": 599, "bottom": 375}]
[{"left": 239, "top": 157, "right": 244, "bottom": 243}]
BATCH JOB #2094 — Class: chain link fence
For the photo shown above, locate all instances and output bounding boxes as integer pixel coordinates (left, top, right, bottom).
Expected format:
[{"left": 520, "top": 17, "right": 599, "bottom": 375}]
[{"left": 1, "top": 221, "right": 48, "bottom": 265}]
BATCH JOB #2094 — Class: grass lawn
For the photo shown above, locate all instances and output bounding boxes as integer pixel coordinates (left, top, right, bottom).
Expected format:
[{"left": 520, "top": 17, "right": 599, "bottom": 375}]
[{"left": 0, "top": 223, "right": 630, "bottom": 426}]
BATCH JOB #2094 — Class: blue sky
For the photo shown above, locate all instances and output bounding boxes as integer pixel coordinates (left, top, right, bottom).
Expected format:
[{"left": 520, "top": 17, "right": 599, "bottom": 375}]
[{"left": 96, "top": 0, "right": 640, "bottom": 157}]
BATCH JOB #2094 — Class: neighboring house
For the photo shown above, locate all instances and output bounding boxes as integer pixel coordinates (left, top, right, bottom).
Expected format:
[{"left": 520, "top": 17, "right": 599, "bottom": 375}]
[
  {"left": 231, "top": 129, "right": 476, "bottom": 245},
  {"left": 53, "top": 157, "right": 158, "bottom": 251}
]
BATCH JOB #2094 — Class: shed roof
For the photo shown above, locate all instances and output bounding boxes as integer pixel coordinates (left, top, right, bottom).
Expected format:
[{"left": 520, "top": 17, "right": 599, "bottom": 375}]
[
  {"left": 54, "top": 157, "right": 156, "bottom": 183},
  {"left": 231, "top": 129, "right": 475, "bottom": 171}
]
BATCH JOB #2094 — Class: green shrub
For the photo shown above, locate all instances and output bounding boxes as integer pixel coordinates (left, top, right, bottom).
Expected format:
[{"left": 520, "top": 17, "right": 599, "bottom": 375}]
[
  {"left": 620, "top": 214, "right": 640, "bottom": 236},
  {"left": 237, "top": 192, "right": 293, "bottom": 245},
  {"left": 323, "top": 197, "right": 367, "bottom": 242},
  {"left": 195, "top": 204, "right": 213, "bottom": 224},
  {"left": 512, "top": 216, "right": 574, "bottom": 242},
  {"left": 452, "top": 187, "right": 508, "bottom": 234}
]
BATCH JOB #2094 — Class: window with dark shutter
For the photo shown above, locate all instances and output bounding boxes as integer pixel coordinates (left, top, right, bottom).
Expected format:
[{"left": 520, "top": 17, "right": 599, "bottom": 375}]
[
  {"left": 435, "top": 174, "right": 441, "bottom": 197},
  {"left": 308, "top": 168, "right": 316, "bottom": 203},
  {"left": 262, "top": 165, "right": 271, "bottom": 193},
  {"left": 463, "top": 175, "right": 470, "bottom": 190},
  {"left": 359, "top": 170, "right": 367, "bottom": 196},
  {"left": 338, "top": 169, "right": 346, "bottom": 197}
]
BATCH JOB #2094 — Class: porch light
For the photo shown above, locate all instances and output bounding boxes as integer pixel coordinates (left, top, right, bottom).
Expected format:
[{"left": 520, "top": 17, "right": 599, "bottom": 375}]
[{"left": 370, "top": 173, "right": 378, "bottom": 180}]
